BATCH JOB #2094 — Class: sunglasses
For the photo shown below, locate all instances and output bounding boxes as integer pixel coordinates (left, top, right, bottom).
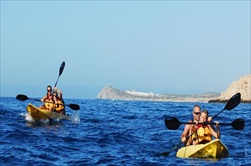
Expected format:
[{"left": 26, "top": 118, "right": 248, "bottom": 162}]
[
  {"left": 47, "top": 89, "right": 52, "bottom": 92},
  {"left": 194, "top": 112, "right": 201, "bottom": 115}
]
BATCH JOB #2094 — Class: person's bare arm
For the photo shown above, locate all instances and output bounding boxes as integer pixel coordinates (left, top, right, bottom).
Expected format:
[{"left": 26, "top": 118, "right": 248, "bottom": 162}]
[
  {"left": 180, "top": 121, "right": 192, "bottom": 142},
  {"left": 208, "top": 122, "right": 220, "bottom": 139}
]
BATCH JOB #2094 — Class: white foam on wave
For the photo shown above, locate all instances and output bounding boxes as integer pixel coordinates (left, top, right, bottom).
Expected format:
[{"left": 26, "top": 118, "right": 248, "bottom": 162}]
[
  {"left": 24, "top": 113, "right": 35, "bottom": 122},
  {"left": 20, "top": 111, "right": 80, "bottom": 124},
  {"left": 71, "top": 111, "right": 81, "bottom": 124},
  {"left": 23, "top": 113, "right": 49, "bottom": 124}
]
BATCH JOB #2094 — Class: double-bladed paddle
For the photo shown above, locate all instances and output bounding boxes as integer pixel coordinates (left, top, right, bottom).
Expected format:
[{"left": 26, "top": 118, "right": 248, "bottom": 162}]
[
  {"left": 16, "top": 61, "right": 80, "bottom": 111},
  {"left": 165, "top": 117, "right": 245, "bottom": 130},
  {"left": 16, "top": 94, "right": 80, "bottom": 111},
  {"left": 161, "top": 92, "right": 241, "bottom": 157}
]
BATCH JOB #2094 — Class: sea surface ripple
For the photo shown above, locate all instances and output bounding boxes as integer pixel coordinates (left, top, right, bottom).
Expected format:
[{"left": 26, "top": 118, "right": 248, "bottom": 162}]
[{"left": 0, "top": 97, "right": 250, "bottom": 165}]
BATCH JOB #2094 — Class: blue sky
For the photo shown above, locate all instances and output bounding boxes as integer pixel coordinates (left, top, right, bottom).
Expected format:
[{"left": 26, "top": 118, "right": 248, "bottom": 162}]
[{"left": 1, "top": 1, "right": 250, "bottom": 99}]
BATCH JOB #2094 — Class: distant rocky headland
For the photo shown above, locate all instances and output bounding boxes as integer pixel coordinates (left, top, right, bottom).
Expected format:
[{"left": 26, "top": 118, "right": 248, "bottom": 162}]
[
  {"left": 97, "top": 85, "right": 219, "bottom": 102},
  {"left": 97, "top": 75, "right": 251, "bottom": 103},
  {"left": 208, "top": 75, "right": 251, "bottom": 103}
]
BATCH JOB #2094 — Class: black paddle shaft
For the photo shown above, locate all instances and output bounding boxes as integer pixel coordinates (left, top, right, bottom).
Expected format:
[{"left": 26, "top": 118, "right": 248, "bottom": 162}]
[
  {"left": 165, "top": 117, "right": 245, "bottom": 130},
  {"left": 16, "top": 94, "right": 80, "bottom": 110}
]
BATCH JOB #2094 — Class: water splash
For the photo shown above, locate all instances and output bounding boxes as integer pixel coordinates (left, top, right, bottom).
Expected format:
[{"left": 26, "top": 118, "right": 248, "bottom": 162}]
[
  {"left": 24, "top": 113, "right": 35, "bottom": 122},
  {"left": 71, "top": 110, "right": 81, "bottom": 124}
]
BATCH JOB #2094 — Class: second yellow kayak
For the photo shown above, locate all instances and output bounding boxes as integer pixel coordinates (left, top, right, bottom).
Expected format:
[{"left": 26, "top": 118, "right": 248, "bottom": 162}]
[{"left": 26, "top": 103, "right": 71, "bottom": 121}]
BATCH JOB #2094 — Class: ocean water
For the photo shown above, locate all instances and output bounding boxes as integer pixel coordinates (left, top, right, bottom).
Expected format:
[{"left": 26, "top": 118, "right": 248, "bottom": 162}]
[{"left": 0, "top": 97, "right": 250, "bottom": 165}]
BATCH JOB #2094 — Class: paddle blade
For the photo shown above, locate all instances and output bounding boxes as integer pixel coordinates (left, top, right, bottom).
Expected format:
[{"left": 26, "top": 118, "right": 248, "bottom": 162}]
[
  {"left": 16, "top": 94, "right": 28, "bottom": 101},
  {"left": 68, "top": 104, "right": 80, "bottom": 110},
  {"left": 224, "top": 93, "right": 241, "bottom": 110},
  {"left": 232, "top": 118, "right": 245, "bottom": 130},
  {"left": 165, "top": 117, "right": 181, "bottom": 130},
  {"left": 59, "top": 61, "right": 65, "bottom": 76},
  {"left": 160, "top": 151, "right": 171, "bottom": 157},
  {"left": 54, "top": 61, "right": 66, "bottom": 88},
  {"left": 212, "top": 93, "right": 241, "bottom": 119}
]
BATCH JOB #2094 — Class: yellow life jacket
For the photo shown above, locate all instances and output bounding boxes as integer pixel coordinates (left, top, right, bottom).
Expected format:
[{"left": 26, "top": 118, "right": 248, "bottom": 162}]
[
  {"left": 196, "top": 125, "right": 212, "bottom": 144},
  {"left": 191, "top": 132, "right": 197, "bottom": 140},
  {"left": 44, "top": 99, "right": 54, "bottom": 109},
  {"left": 54, "top": 100, "right": 65, "bottom": 113}
]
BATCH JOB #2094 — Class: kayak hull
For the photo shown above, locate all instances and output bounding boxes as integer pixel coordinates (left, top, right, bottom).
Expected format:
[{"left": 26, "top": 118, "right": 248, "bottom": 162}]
[
  {"left": 26, "top": 104, "right": 71, "bottom": 121},
  {"left": 176, "top": 139, "right": 229, "bottom": 158}
]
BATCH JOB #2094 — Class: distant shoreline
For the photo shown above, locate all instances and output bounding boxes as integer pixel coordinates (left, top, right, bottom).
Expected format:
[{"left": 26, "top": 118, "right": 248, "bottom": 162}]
[
  {"left": 97, "top": 75, "right": 251, "bottom": 103},
  {"left": 96, "top": 85, "right": 221, "bottom": 103}
]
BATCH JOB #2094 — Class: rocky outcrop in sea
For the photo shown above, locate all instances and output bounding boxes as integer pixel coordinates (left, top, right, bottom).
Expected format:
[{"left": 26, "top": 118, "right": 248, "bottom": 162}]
[{"left": 209, "top": 75, "right": 251, "bottom": 103}]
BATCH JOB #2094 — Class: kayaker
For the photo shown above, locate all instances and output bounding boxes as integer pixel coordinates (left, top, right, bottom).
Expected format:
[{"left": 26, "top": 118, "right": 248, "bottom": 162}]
[
  {"left": 181, "top": 106, "right": 213, "bottom": 146},
  {"left": 52, "top": 87, "right": 66, "bottom": 115},
  {"left": 191, "top": 110, "right": 220, "bottom": 145},
  {"left": 180, "top": 105, "right": 201, "bottom": 146},
  {"left": 40, "top": 85, "right": 54, "bottom": 111}
]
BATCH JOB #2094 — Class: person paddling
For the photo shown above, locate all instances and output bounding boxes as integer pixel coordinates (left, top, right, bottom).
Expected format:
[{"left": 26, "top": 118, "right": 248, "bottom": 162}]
[
  {"left": 52, "top": 87, "right": 66, "bottom": 115},
  {"left": 180, "top": 105, "right": 201, "bottom": 146},
  {"left": 190, "top": 110, "right": 220, "bottom": 145},
  {"left": 40, "top": 85, "right": 54, "bottom": 111},
  {"left": 180, "top": 105, "right": 213, "bottom": 146}
]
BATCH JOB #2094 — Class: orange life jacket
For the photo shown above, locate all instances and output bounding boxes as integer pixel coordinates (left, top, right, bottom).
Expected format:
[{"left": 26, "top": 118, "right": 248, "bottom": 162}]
[
  {"left": 44, "top": 94, "right": 54, "bottom": 109},
  {"left": 53, "top": 98, "right": 65, "bottom": 113},
  {"left": 196, "top": 124, "right": 212, "bottom": 144}
]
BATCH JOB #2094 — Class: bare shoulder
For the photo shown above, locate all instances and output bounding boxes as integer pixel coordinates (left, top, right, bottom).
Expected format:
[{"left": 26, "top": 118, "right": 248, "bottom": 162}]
[{"left": 187, "top": 119, "right": 193, "bottom": 122}]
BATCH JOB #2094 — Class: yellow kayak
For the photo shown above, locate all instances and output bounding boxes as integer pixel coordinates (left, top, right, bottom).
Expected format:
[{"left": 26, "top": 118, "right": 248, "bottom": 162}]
[
  {"left": 26, "top": 103, "right": 71, "bottom": 121},
  {"left": 176, "top": 139, "right": 229, "bottom": 158}
]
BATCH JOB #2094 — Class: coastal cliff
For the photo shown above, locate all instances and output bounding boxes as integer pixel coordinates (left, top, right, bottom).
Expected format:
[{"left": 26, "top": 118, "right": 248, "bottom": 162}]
[{"left": 209, "top": 75, "right": 251, "bottom": 103}]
